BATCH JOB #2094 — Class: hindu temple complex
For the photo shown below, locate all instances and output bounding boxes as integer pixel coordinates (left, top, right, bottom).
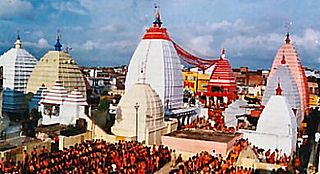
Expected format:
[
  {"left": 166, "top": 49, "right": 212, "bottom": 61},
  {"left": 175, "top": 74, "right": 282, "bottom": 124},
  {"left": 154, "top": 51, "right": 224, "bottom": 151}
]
[
  {"left": 0, "top": 35, "right": 37, "bottom": 116},
  {"left": 0, "top": 4, "right": 318, "bottom": 174}
]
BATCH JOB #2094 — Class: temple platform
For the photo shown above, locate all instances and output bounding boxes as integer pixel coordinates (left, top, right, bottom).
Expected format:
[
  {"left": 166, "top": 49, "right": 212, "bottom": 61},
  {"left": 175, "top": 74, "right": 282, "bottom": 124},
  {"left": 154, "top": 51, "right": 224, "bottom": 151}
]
[{"left": 162, "top": 129, "right": 242, "bottom": 157}]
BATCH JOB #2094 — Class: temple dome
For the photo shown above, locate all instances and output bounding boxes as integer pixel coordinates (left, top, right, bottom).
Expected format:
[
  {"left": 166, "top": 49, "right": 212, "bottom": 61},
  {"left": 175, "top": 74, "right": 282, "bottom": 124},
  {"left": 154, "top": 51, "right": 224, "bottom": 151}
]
[
  {"left": 255, "top": 94, "right": 297, "bottom": 154},
  {"left": 64, "top": 88, "right": 88, "bottom": 106},
  {"left": 112, "top": 83, "right": 166, "bottom": 145},
  {"left": 0, "top": 36, "right": 37, "bottom": 114},
  {"left": 26, "top": 51, "right": 86, "bottom": 97},
  {"left": 262, "top": 60, "right": 302, "bottom": 123},
  {"left": 40, "top": 80, "right": 68, "bottom": 105},
  {"left": 268, "top": 33, "right": 309, "bottom": 119},
  {"left": 258, "top": 95, "right": 297, "bottom": 135}
]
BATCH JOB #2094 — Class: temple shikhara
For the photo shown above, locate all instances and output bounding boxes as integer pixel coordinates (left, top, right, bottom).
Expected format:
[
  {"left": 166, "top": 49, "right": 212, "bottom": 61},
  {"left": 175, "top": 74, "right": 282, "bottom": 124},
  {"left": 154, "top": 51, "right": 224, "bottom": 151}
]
[
  {"left": 0, "top": 3, "right": 317, "bottom": 174},
  {"left": 27, "top": 36, "right": 86, "bottom": 98},
  {"left": 267, "top": 33, "right": 309, "bottom": 124},
  {"left": 205, "top": 49, "right": 237, "bottom": 106},
  {"left": 0, "top": 35, "right": 37, "bottom": 116},
  {"left": 125, "top": 7, "right": 183, "bottom": 110}
]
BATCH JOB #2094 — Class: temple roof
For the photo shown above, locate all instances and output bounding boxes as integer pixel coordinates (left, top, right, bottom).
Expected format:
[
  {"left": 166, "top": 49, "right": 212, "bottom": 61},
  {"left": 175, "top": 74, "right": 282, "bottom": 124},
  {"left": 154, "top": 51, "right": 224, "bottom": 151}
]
[
  {"left": 40, "top": 80, "right": 68, "bottom": 105},
  {"left": 208, "top": 49, "right": 237, "bottom": 87},
  {"left": 27, "top": 51, "right": 86, "bottom": 97},
  {"left": 257, "top": 95, "right": 297, "bottom": 136},
  {"left": 262, "top": 61, "right": 301, "bottom": 121},
  {"left": 64, "top": 87, "right": 88, "bottom": 106},
  {"left": 0, "top": 36, "right": 37, "bottom": 91},
  {"left": 142, "top": 6, "right": 170, "bottom": 41},
  {"left": 113, "top": 83, "right": 164, "bottom": 138},
  {"left": 31, "top": 84, "right": 48, "bottom": 103}
]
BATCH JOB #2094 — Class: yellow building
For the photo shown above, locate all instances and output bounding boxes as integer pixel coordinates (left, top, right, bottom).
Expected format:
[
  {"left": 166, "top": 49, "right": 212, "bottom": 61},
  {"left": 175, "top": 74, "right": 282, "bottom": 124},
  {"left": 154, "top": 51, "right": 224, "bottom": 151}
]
[
  {"left": 309, "top": 95, "right": 319, "bottom": 107},
  {"left": 182, "top": 71, "right": 210, "bottom": 95},
  {"left": 27, "top": 37, "right": 86, "bottom": 97},
  {"left": 197, "top": 73, "right": 210, "bottom": 94},
  {"left": 182, "top": 71, "right": 198, "bottom": 94}
]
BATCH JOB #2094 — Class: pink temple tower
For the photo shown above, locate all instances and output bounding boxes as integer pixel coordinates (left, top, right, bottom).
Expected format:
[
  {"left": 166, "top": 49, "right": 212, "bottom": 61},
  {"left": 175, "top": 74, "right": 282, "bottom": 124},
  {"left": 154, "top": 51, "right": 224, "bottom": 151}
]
[{"left": 268, "top": 32, "right": 309, "bottom": 121}]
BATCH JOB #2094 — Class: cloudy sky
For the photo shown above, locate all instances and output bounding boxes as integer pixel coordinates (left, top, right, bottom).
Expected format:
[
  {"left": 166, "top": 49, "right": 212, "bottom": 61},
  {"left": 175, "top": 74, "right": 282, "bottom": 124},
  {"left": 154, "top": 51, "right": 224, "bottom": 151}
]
[{"left": 0, "top": 0, "right": 320, "bottom": 69}]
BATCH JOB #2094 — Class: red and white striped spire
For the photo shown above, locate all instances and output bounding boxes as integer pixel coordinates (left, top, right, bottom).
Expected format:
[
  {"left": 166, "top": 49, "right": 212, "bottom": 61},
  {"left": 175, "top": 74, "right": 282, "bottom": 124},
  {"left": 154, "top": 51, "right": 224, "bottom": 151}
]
[
  {"left": 41, "top": 80, "right": 68, "bottom": 105},
  {"left": 209, "top": 48, "right": 236, "bottom": 87}
]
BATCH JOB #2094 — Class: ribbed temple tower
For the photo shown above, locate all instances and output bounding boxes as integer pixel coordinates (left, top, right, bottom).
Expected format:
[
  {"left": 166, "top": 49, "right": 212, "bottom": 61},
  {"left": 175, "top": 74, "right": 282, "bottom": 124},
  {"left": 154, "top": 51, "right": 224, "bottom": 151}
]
[
  {"left": 262, "top": 55, "right": 302, "bottom": 124},
  {"left": 206, "top": 49, "right": 237, "bottom": 105},
  {"left": 27, "top": 35, "right": 86, "bottom": 97},
  {"left": 125, "top": 6, "right": 183, "bottom": 110},
  {"left": 268, "top": 32, "right": 309, "bottom": 121},
  {"left": 0, "top": 34, "right": 37, "bottom": 115}
]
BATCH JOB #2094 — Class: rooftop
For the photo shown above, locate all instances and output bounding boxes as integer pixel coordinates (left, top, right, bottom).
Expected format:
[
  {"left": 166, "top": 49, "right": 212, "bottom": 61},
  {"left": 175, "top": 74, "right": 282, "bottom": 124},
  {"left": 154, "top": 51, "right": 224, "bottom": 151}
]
[{"left": 164, "top": 129, "right": 242, "bottom": 143}]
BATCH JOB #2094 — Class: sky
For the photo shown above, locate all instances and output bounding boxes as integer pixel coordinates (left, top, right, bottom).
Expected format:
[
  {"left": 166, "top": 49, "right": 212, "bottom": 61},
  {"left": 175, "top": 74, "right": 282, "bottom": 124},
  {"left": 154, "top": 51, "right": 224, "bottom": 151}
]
[{"left": 0, "top": 0, "right": 320, "bottom": 69}]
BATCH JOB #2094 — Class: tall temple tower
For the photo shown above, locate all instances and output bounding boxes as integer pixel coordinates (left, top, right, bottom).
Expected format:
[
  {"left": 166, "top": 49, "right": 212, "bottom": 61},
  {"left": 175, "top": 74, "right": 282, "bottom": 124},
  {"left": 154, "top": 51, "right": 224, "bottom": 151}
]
[
  {"left": 125, "top": 6, "right": 183, "bottom": 109},
  {"left": 268, "top": 33, "right": 309, "bottom": 121},
  {"left": 0, "top": 35, "right": 37, "bottom": 116}
]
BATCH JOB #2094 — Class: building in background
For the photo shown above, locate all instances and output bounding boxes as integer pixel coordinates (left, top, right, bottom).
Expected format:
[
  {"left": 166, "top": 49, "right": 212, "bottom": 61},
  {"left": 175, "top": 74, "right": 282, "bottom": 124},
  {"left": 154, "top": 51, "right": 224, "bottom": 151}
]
[
  {"left": 233, "top": 67, "right": 268, "bottom": 100},
  {"left": 305, "top": 68, "right": 320, "bottom": 108}
]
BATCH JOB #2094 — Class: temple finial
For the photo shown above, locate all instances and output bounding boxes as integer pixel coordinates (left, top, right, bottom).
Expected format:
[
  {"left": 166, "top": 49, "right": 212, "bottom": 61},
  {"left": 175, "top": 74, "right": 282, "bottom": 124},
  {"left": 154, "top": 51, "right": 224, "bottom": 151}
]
[
  {"left": 220, "top": 48, "right": 226, "bottom": 59},
  {"left": 281, "top": 51, "right": 286, "bottom": 64},
  {"left": 284, "top": 21, "right": 292, "bottom": 44},
  {"left": 285, "top": 32, "right": 291, "bottom": 44},
  {"left": 276, "top": 79, "right": 282, "bottom": 95},
  {"left": 54, "top": 30, "right": 62, "bottom": 51},
  {"left": 153, "top": 4, "right": 162, "bottom": 28},
  {"left": 15, "top": 31, "right": 22, "bottom": 49}
]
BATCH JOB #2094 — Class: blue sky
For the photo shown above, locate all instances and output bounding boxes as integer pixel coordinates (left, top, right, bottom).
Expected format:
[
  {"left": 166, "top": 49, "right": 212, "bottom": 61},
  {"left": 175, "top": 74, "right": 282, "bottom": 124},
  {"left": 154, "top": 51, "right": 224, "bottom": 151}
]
[{"left": 0, "top": 0, "right": 320, "bottom": 69}]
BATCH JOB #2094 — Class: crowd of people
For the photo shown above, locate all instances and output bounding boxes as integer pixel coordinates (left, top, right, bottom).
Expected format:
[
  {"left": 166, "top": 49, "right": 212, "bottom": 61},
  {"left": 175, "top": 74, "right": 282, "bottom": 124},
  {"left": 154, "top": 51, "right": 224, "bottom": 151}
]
[
  {"left": 0, "top": 140, "right": 171, "bottom": 173},
  {"left": 170, "top": 138, "right": 301, "bottom": 174},
  {"left": 182, "top": 116, "right": 236, "bottom": 134},
  {"left": 181, "top": 116, "right": 302, "bottom": 168}
]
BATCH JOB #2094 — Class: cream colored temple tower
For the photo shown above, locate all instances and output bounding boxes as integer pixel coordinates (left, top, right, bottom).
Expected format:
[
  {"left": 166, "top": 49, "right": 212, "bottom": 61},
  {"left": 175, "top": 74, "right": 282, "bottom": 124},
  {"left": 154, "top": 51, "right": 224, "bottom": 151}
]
[{"left": 26, "top": 36, "right": 86, "bottom": 97}]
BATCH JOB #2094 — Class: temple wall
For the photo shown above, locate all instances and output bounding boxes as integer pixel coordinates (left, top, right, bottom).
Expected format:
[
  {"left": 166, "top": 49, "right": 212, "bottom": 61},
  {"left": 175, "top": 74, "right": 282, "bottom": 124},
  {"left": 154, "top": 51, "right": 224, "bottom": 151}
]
[
  {"left": 59, "top": 132, "right": 92, "bottom": 150},
  {"left": 241, "top": 129, "right": 295, "bottom": 155},
  {"left": 86, "top": 117, "right": 117, "bottom": 143},
  {"left": 164, "top": 119, "right": 178, "bottom": 134},
  {"left": 162, "top": 135, "right": 235, "bottom": 157}
]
